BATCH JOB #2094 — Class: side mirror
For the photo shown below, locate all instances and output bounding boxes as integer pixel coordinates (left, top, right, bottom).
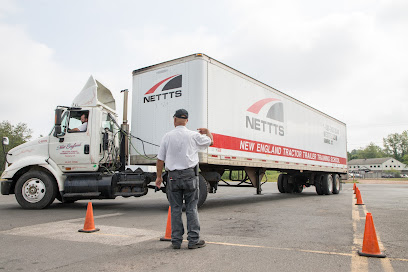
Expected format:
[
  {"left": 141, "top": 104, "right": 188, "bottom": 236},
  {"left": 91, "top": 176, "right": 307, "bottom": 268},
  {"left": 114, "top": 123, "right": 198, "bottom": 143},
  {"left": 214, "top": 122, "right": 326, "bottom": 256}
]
[
  {"left": 54, "top": 108, "right": 63, "bottom": 137},
  {"left": 2, "top": 137, "right": 9, "bottom": 146},
  {"left": 55, "top": 108, "right": 63, "bottom": 126}
]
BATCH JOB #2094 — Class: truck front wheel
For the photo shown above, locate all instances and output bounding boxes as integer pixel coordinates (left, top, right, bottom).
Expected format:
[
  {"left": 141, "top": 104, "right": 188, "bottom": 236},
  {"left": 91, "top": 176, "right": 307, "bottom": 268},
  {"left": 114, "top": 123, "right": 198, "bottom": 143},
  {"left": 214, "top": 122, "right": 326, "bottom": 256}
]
[{"left": 15, "top": 170, "right": 57, "bottom": 209}]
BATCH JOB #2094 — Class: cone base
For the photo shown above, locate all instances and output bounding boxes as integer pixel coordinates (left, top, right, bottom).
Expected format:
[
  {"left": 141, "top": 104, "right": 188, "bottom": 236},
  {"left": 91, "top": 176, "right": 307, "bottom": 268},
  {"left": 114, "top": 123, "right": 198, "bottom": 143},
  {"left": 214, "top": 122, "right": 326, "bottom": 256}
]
[
  {"left": 160, "top": 237, "right": 171, "bottom": 241},
  {"left": 358, "top": 250, "right": 386, "bottom": 258},
  {"left": 78, "top": 228, "right": 100, "bottom": 233},
  {"left": 355, "top": 203, "right": 365, "bottom": 205}
]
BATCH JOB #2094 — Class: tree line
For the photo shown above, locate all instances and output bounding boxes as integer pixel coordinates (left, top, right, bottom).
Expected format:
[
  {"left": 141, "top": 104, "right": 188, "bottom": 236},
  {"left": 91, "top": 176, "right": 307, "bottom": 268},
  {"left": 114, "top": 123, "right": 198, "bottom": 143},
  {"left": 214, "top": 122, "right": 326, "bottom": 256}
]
[
  {"left": 348, "top": 131, "right": 408, "bottom": 165},
  {"left": 0, "top": 121, "right": 32, "bottom": 174}
]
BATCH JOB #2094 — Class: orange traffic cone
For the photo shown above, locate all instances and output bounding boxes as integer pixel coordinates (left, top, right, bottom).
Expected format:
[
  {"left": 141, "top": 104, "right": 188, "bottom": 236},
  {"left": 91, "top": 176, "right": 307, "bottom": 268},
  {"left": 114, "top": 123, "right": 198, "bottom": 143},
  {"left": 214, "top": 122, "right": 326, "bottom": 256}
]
[
  {"left": 353, "top": 183, "right": 356, "bottom": 194},
  {"left": 355, "top": 188, "right": 364, "bottom": 205},
  {"left": 78, "top": 202, "right": 100, "bottom": 233},
  {"left": 358, "top": 213, "right": 386, "bottom": 258},
  {"left": 160, "top": 206, "right": 172, "bottom": 241}
]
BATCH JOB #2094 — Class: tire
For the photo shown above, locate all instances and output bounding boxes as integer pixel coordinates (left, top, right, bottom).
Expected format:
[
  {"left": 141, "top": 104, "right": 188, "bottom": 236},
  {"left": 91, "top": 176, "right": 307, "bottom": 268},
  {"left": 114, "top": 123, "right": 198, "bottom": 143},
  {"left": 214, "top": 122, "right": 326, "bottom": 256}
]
[
  {"left": 277, "top": 174, "right": 285, "bottom": 193},
  {"left": 293, "top": 183, "right": 304, "bottom": 193},
  {"left": 165, "top": 173, "right": 209, "bottom": 209},
  {"left": 197, "top": 174, "right": 209, "bottom": 208},
  {"left": 15, "top": 170, "right": 57, "bottom": 209},
  {"left": 332, "top": 174, "right": 341, "bottom": 194},
  {"left": 283, "top": 175, "right": 294, "bottom": 193},
  {"left": 321, "top": 173, "right": 333, "bottom": 195},
  {"left": 315, "top": 175, "right": 324, "bottom": 195}
]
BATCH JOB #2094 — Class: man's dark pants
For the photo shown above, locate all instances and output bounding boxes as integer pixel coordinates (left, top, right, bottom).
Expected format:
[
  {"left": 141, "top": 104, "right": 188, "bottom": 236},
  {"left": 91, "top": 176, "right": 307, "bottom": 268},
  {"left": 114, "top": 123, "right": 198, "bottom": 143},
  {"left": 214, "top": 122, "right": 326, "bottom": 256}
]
[{"left": 167, "top": 168, "right": 200, "bottom": 247}]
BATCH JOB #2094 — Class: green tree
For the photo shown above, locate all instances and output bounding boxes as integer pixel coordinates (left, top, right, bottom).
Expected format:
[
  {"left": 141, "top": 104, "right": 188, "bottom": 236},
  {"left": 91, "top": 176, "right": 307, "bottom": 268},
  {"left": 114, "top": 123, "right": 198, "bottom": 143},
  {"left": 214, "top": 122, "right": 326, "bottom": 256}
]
[
  {"left": 402, "top": 154, "right": 408, "bottom": 167},
  {"left": 0, "top": 121, "right": 33, "bottom": 173},
  {"left": 383, "top": 131, "right": 408, "bottom": 161},
  {"left": 360, "top": 143, "right": 386, "bottom": 159},
  {"left": 348, "top": 143, "right": 385, "bottom": 161}
]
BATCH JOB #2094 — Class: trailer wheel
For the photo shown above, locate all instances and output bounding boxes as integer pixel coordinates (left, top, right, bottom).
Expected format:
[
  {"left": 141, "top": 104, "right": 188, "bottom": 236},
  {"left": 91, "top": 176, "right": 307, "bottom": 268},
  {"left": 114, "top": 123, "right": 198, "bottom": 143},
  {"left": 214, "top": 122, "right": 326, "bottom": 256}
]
[
  {"left": 15, "top": 170, "right": 57, "bottom": 209},
  {"left": 332, "top": 174, "right": 341, "bottom": 194},
  {"left": 315, "top": 175, "right": 324, "bottom": 195},
  {"left": 321, "top": 174, "right": 333, "bottom": 195},
  {"left": 283, "top": 175, "right": 294, "bottom": 193},
  {"left": 197, "top": 174, "right": 209, "bottom": 208},
  {"left": 293, "top": 183, "right": 304, "bottom": 193},
  {"left": 277, "top": 174, "right": 285, "bottom": 193}
]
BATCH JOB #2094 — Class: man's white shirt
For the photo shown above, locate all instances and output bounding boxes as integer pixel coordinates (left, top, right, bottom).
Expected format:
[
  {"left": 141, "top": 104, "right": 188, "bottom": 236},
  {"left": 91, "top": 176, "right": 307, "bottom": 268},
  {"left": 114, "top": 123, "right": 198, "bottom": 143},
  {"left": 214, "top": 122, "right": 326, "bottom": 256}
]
[
  {"left": 78, "top": 122, "right": 88, "bottom": 132},
  {"left": 157, "top": 126, "right": 211, "bottom": 171}
]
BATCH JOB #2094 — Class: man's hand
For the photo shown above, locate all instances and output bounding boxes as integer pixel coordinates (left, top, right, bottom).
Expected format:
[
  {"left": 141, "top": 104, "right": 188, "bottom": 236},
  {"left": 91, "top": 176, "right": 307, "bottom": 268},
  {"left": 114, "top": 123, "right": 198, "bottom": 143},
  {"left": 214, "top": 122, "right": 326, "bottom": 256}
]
[
  {"left": 197, "top": 128, "right": 209, "bottom": 135},
  {"left": 197, "top": 128, "right": 213, "bottom": 146},
  {"left": 156, "top": 159, "right": 165, "bottom": 189},
  {"left": 155, "top": 176, "right": 163, "bottom": 189}
]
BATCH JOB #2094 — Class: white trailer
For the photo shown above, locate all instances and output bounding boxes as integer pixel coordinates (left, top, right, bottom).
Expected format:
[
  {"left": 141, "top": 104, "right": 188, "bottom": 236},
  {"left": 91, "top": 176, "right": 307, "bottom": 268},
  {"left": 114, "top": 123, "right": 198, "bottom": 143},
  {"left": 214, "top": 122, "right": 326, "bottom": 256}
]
[
  {"left": 131, "top": 54, "right": 347, "bottom": 198},
  {"left": 1, "top": 53, "right": 347, "bottom": 209}
]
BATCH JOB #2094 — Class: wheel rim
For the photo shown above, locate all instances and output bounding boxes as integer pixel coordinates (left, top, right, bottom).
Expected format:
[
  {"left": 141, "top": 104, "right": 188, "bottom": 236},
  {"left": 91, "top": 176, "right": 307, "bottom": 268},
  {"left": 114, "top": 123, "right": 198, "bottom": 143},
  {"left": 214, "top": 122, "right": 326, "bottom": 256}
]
[
  {"left": 335, "top": 176, "right": 340, "bottom": 191},
  {"left": 328, "top": 175, "right": 333, "bottom": 192},
  {"left": 22, "top": 178, "right": 46, "bottom": 203}
]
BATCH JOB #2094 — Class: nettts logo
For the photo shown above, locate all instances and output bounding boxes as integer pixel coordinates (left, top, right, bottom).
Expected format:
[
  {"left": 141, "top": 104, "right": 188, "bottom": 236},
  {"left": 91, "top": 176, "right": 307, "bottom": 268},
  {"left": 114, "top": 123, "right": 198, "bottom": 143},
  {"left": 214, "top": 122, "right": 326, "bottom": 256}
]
[
  {"left": 143, "top": 74, "right": 182, "bottom": 103},
  {"left": 246, "top": 98, "right": 285, "bottom": 136}
]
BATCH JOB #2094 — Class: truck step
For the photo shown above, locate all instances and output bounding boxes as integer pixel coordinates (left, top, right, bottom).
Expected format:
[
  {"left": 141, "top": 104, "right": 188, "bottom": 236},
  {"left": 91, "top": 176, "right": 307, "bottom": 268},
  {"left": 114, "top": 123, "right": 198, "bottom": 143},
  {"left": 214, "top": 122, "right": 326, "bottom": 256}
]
[
  {"left": 63, "top": 192, "right": 101, "bottom": 197},
  {"left": 116, "top": 181, "right": 145, "bottom": 186},
  {"left": 114, "top": 192, "right": 145, "bottom": 197}
]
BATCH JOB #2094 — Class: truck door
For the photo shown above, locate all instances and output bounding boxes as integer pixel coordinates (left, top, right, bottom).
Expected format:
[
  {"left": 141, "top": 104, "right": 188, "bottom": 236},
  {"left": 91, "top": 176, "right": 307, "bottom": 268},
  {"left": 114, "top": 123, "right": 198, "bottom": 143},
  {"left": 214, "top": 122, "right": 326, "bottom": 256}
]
[{"left": 49, "top": 110, "right": 95, "bottom": 172}]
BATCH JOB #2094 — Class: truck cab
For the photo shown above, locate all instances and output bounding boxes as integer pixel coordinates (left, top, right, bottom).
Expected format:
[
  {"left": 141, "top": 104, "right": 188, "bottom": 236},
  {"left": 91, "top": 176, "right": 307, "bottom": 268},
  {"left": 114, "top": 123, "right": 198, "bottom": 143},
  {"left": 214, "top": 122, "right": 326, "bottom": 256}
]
[{"left": 1, "top": 76, "right": 123, "bottom": 208}]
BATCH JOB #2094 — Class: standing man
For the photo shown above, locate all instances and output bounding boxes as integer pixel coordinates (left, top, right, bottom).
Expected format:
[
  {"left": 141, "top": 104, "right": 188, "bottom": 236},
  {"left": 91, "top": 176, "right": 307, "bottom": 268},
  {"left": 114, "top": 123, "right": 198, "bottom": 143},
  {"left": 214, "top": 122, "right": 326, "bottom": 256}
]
[{"left": 155, "top": 109, "right": 213, "bottom": 249}]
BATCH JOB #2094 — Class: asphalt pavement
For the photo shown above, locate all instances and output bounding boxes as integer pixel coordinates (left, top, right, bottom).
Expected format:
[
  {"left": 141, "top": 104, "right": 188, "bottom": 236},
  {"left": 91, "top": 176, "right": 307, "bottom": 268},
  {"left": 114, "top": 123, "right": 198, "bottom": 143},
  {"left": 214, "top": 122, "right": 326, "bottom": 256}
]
[{"left": 0, "top": 182, "right": 407, "bottom": 272}]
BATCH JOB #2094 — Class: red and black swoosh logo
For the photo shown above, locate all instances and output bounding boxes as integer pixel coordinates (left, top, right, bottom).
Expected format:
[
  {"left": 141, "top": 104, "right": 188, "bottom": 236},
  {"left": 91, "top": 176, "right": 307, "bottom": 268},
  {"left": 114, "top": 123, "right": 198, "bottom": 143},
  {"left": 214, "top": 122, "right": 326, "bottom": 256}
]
[
  {"left": 145, "top": 75, "right": 182, "bottom": 95},
  {"left": 247, "top": 98, "right": 284, "bottom": 122}
]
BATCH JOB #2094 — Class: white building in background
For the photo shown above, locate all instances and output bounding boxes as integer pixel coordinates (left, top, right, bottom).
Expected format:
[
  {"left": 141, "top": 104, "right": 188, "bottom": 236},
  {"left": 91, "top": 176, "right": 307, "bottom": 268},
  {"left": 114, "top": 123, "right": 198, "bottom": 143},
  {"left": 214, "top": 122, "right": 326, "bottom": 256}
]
[{"left": 348, "top": 157, "right": 408, "bottom": 178}]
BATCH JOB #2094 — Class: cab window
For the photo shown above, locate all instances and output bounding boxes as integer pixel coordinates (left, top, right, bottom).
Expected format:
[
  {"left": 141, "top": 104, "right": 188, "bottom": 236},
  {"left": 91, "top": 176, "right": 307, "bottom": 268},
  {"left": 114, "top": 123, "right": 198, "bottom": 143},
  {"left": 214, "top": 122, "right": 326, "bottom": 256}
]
[{"left": 68, "top": 111, "right": 89, "bottom": 133}]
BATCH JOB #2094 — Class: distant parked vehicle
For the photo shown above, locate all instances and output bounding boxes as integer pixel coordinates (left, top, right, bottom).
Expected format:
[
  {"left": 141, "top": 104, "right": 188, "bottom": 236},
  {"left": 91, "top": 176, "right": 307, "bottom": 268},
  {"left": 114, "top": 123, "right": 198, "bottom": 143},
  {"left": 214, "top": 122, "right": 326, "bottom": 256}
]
[{"left": 381, "top": 174, "right": 393, "bottom": 178}]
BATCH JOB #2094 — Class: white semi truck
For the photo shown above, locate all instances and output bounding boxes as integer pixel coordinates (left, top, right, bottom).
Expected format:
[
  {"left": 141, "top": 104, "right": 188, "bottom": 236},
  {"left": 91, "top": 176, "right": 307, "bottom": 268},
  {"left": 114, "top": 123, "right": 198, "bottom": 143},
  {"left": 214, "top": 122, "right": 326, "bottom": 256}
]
[{"left": 1, "top": 54, "right": 347, "bottom": 209}]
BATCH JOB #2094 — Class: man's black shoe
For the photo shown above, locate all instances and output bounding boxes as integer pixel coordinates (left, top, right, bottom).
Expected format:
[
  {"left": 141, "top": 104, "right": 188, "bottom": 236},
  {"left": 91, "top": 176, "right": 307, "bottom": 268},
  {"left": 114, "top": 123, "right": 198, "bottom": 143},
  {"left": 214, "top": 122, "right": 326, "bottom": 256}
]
[
  {"left": 172, "top": 244, "right": 181, "bottom": 249},
  {"left": 188, "top": 240, "right": 206, "bottom": 249}
]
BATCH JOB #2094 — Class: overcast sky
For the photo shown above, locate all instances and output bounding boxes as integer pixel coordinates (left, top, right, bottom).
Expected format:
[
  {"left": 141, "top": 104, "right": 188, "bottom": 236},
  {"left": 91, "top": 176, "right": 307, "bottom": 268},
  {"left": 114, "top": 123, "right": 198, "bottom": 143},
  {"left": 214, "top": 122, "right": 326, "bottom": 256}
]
[{"left": 1, "top": 0, "right": 407, "bottom": 152}]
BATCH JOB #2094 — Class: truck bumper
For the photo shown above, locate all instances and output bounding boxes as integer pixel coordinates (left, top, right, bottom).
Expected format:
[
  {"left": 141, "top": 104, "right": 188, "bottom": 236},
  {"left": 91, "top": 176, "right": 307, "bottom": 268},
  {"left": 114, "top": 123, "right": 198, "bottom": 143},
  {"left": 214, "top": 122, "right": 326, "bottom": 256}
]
[{"left": 1, "top": 179, "right": 13, "bottom": 195}]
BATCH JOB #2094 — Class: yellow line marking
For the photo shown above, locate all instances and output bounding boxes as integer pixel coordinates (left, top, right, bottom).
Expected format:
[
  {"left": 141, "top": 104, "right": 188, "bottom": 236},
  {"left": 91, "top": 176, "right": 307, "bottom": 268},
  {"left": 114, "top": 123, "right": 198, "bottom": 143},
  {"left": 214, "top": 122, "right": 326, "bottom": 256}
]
[
  {"left": 206, "top": 241, "right": 353, "bottom": 257},
  {"left": 352, "top": 192, "right": 368, "bottom": 272},
  {"left": 204, "top": 241, "right": 408, "bottom": 262},
  {"left": 389, "top": 258, "right": 408, "bottom": 262}
]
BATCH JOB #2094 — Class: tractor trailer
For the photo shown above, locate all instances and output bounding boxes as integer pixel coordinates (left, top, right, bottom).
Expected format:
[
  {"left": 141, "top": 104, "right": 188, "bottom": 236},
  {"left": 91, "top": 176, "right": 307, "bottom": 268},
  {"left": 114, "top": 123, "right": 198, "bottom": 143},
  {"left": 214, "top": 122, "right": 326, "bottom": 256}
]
[{"left": 1, "top": 53, "right": 347, "bottom": 209}]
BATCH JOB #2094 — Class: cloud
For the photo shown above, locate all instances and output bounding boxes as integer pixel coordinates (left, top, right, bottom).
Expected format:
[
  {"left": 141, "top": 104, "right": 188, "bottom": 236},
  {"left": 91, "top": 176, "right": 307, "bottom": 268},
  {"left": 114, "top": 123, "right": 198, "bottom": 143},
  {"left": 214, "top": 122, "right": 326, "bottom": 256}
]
[{"left": 0, "top": 23, "right": 83, "bottom": 138}]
